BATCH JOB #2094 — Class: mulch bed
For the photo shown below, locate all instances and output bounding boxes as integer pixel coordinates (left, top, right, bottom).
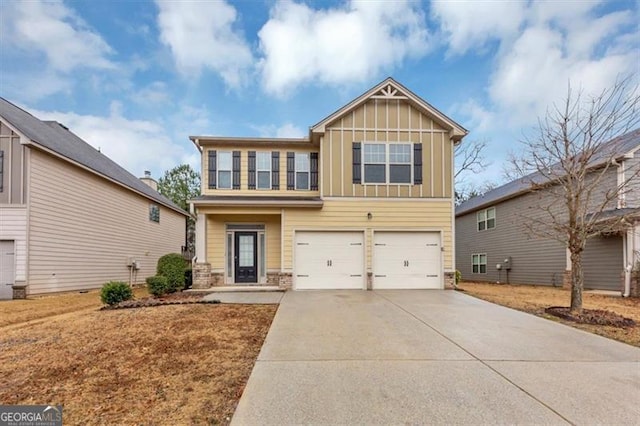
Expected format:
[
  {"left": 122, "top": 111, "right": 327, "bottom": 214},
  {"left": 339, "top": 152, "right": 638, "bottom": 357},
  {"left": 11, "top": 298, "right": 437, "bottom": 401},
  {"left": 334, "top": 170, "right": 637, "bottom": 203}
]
[
  {"left": 545, "top": 306, "right": 636, "bottom": 327},
  {"left": 102, "top": 291, "right": 220, "bottom": 310}
]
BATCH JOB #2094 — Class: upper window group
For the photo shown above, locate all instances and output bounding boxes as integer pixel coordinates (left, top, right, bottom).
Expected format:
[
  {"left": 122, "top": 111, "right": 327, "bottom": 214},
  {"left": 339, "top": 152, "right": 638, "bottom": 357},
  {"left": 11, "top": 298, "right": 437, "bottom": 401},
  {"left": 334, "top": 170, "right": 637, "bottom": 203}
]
[{"left": 363, "top": 143, "right": 412, "bottom": 184}]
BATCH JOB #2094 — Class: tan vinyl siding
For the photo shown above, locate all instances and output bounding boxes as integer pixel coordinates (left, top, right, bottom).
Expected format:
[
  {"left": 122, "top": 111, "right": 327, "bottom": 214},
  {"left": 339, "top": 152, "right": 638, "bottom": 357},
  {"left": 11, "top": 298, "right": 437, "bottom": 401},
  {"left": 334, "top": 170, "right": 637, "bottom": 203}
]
[
  {"left": 0, "top": 206, "right": 27, "bottom": 281},
  {"left": 27, "top": 149, "right": 185, "bottom": 294},
  {"left": 282, "top": 199, "right": 453, "bottom": 271},
  {"left": 205, "top": 213, "right": 281, "bottom": 271},
  {"left": 202, "top": 146, "right": 319, "bottom": 197},
  {"left": 323, "top": 98, "right": 454, "bottom": 198}
]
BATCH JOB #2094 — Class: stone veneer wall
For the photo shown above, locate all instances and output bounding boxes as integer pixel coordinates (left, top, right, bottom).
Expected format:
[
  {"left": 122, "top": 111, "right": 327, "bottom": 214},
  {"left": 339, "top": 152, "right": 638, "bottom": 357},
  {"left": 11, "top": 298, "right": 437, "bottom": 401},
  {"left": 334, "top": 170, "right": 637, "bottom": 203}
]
[
  {"left": 193, "top": 263, "right": 211, "bottom": 289},
  {"left": 444, "top": 272, "right": 455, "bottom": 289}
]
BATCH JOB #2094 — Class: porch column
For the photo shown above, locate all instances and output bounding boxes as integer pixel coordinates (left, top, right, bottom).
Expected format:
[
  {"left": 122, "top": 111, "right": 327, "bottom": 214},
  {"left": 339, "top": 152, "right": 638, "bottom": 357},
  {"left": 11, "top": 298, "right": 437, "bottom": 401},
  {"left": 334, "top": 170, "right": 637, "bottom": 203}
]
[{"left": 195, "top": 213, "right": 207, "bottom": 262}]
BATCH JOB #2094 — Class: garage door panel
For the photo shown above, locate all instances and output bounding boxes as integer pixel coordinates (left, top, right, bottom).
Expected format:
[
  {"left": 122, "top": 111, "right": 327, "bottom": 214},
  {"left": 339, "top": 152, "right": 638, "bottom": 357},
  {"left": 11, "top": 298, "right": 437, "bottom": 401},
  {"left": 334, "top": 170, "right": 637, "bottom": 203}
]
[
  {"left": 373, "top": 232, "right": 442, "bottom": 290},
  {"left": 295, "top": 232, "right": 364, "bottom": 290}
]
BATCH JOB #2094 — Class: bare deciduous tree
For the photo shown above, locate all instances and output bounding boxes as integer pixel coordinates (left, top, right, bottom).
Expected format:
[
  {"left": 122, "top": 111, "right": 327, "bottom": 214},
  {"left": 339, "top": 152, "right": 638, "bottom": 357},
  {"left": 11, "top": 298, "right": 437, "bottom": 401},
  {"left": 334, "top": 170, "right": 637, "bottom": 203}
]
[
  {"left": 455, "top": 139, "right": 489, "bottom": 180},
  {"left": 511, "top": 77, "right": 639, "bottom": 312}
]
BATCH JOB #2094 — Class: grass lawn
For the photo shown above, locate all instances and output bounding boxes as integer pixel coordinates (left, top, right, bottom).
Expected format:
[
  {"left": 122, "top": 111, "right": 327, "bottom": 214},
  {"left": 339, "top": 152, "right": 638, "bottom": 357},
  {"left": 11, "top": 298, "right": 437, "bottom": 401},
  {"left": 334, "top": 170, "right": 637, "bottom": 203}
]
[
  {"left": 458, "top": 282, "right": 640, "bottom": 347},
  {"left": 0, "top": 291, "right": 277, "bottom": 425}
]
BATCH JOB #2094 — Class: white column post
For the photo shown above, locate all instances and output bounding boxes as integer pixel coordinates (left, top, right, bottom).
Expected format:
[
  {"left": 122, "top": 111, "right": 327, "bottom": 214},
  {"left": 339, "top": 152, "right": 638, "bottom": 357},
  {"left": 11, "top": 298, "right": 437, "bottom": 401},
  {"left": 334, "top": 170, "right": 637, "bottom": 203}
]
[{"left": 195, "top": 213, "right": 207, "bottom": 263}]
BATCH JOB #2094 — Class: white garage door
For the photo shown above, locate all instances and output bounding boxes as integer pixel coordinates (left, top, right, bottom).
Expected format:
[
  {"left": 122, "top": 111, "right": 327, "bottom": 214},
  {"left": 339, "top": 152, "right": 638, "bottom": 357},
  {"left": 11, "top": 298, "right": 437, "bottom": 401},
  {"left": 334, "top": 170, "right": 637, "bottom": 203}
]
[
  {"left": 295, "top": 231, "right": 364, "bottom": 290},
  {"left": 373, "top": 232, "right": 441, "bottom": 289}
]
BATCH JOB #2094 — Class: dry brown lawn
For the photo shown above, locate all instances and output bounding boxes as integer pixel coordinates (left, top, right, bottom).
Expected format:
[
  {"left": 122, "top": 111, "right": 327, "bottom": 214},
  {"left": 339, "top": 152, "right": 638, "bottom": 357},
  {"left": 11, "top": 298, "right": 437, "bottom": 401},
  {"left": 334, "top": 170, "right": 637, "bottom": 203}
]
[
  {"left": 0, "top": 292, "right": 277, "bottom": 425},
  {"left": 458, "top": 282, "right": 640, "bottom": 347},
  {"left": 0, "top": 287, "right": 149, "bottom": 328}
]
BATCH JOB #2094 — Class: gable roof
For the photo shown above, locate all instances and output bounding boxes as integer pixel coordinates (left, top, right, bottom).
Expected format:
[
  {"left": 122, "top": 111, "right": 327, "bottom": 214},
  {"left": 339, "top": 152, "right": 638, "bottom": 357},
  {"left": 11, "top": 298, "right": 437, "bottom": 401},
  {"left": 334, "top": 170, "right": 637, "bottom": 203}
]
[
  {"left": 0, "top": 97, "right": 188, "bottom": 216},
  {"left": 456, "top": 128, "right": 640, "bottom": 216},
  {"left": 311, "top": 77, "right": 468, "bottom": 141}
]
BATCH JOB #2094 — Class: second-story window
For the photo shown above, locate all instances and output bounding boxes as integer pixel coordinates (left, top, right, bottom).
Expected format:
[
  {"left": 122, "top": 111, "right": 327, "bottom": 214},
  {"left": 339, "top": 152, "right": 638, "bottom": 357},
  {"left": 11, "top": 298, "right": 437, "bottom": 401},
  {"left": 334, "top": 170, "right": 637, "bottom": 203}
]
[
  {"left": 362, "top": 143, "right": 412, "bottom": 184},
  {"left": 295, "top": 153, "right": 309, "bottom": 190},
  {"left": 364, "top": 143, "right": 386, "bottom": 183},
  {"left": 389, "top": 144, "right": 412, "bottom": 183},
  {"left": 257, "top": 152, "right": 271, "bottom": 189},
  {"left": 218, "top": 151, "right": 232, "bottom": 189},
  {"left": 477, "top": 207, "right": 496, "bottom": 231}
]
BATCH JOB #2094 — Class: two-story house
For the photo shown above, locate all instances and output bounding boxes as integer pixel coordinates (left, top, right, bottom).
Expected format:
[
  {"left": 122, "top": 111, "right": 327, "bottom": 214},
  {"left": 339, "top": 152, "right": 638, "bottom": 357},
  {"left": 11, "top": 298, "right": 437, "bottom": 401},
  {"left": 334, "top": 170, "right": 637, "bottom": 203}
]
[
  {"left": 190, "top": 78, "right": 467, "bottom": 290},
  {"left": 456, "top": 129, "right": 640, "bottom": 295},
  {"left": 0, "top": 98, "right": 189, "bottom": 299}
]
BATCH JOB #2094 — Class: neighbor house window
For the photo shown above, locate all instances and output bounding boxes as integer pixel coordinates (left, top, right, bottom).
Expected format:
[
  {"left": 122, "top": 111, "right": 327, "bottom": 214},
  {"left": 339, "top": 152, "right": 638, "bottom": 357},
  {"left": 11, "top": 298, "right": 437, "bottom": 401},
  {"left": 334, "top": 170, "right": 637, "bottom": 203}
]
[
  {"left": 295, "top": 153, "right": 309, "bottom": 190},
  {"left": 477, "top": 207, "right": 496, "bottom": 231},
  {"left": 363, "top": 143, "right": 412, "bottom": 184},
  {"left": 472, "top": 254, "right": 487, "bottom": 274},
  {"left": 257, "top": 152, "right": 271, "bottom": 189},
  {"left": 218, "top": 151, "right": 232, "bottom": 189},
  {"left": 149, "top": 204, "right": 160, "bottom": 223}
]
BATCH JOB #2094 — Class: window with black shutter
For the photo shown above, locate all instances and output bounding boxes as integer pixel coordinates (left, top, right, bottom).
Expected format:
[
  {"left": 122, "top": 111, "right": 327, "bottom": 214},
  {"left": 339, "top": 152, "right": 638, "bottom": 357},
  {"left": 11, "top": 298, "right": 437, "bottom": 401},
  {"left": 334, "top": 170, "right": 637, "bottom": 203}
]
[
  {"left": 248, "top": 151, "right": 256, "bottom": 190},
  {"left": 352, "top": 143, "right": 361, "bottom": 184},
  {"left": 232, "top": 151, "right": 240, "bottom": 189},
  {"left": 208, "top": 150, "right": 217, "bottom": 189},
  {"left": 286, "top": 152, "right": 295, "bottom": 190},
  {"left": 271, "top": 151, "right": 280, "bottom": 189},
  {"left": 257, "top": 152, "right": 271, "bottom": 189},
  {"left": 310, "top": 152, "right": 318, "bottom": 190}
]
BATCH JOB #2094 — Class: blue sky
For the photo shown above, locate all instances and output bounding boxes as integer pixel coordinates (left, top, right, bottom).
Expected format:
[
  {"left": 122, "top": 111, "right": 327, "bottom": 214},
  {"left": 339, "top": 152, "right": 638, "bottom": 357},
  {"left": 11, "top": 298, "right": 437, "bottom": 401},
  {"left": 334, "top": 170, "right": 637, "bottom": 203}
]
[{"left": 1, "top": 0, "right": 638, "bottom": 188}]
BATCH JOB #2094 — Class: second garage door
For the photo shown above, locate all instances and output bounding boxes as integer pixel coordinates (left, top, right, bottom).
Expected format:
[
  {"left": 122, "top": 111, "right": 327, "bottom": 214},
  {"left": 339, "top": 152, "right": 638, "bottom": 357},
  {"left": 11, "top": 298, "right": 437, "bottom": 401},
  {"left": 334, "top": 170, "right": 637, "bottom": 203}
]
[
  {"left": 373, "top": 231, "right": 442, "bottom": 289},
  {"left": 295, "top": 231, "right": 364, "bottom": 290}
]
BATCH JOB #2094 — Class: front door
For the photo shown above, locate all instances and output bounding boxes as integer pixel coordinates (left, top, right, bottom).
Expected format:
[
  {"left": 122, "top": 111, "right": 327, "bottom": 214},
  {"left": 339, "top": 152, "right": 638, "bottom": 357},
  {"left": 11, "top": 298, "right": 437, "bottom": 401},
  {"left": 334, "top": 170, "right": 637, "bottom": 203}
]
[{"left": 234, "top": 232, "right": 258, "bottom": 283}]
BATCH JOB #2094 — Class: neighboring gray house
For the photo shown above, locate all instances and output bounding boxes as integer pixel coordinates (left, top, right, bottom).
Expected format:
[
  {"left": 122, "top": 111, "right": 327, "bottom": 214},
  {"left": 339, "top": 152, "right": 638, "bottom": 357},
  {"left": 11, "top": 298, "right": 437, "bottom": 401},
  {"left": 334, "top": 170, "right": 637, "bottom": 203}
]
[
  {"left": 0, "top": 97, "right": 189, "bottom": 299},
  {"left": 456, "top": 129, "right": 640, "bottom": 293}
]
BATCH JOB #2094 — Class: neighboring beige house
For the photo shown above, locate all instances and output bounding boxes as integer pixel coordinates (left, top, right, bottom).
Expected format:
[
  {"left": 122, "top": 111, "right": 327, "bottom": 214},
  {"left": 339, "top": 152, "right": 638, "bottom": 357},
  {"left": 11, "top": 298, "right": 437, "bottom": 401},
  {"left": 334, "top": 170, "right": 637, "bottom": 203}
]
[
  {"left": 190, "top": 78, "right": 467, "bottom": 290},
  {"left": 456, "top": 129, "right": 640, "bottom": 295},
  {"left": 0, "top": 97, "right": 189, "bottom": 299}
]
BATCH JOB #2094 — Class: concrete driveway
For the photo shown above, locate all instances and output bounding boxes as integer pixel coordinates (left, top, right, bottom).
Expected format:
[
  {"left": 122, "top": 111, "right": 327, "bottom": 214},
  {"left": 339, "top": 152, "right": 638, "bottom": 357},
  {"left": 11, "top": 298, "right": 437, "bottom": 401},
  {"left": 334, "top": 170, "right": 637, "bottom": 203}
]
[{"left": 232, "top": 290, "right": 640, "bottom": 425}]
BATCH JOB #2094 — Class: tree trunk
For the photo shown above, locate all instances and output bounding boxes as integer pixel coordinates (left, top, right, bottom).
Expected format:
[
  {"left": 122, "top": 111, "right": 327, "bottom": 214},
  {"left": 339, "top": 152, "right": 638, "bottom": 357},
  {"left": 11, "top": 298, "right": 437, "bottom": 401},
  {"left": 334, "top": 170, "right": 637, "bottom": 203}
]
[{"left": 570, "top": 250, "right": 584, "bottom": 313}]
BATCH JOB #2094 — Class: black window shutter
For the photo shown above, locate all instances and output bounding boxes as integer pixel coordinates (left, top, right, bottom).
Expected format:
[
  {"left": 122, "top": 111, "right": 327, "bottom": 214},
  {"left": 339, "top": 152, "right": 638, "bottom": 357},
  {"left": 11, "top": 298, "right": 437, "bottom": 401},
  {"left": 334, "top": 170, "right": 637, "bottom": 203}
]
[
  {"left": 248, "top": 151, "right": 256, "bottom": 190},
  {"left": 310, "top": 152, "right": 319, "bottom": 190},
  {"left": 413, "top": 143, "right": 423, "bottom": 185},
  {"left": 208, "top": 150, "right": 217, "bottom": 189},
  {"left": 286, "top": 152, "right": 295, "bottom": 190},
  {"left": 352, "top": 142, "right": 361, "bottom": 184},
  {"left": 272, "top": 151, "right": 280, "bottom": 190},
  {"left": 232, "top": 151, "right": 241, "bottom": 189},
  {"left": 0, "top": 150, "right": 4, "bottom": 192}
]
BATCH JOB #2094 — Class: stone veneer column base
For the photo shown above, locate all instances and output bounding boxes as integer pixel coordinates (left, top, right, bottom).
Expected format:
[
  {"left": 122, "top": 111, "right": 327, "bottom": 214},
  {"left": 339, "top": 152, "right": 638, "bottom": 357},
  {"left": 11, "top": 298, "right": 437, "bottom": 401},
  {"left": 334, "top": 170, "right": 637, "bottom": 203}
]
[
  {"left": 12, "top": 284, "right": 27, "bottom": 299},
  {"left": 562, "top": 270, "right": 572, "bottom": 290},
  {"left": 278, "top": 273, "right": 292, "bottom": 290},
  {"left": 193, "top": 263, "right": 212, "bottom": 289},
  {"left": 444, "top": 272, "right": 455, "bottom": 289}
]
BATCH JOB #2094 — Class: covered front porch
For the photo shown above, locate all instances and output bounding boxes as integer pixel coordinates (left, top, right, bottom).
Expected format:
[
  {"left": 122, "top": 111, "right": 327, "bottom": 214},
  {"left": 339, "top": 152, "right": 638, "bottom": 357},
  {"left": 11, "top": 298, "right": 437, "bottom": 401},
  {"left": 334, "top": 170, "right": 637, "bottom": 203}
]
[{"left": 190, "top": 196, "right": 323, "bottom": 289}]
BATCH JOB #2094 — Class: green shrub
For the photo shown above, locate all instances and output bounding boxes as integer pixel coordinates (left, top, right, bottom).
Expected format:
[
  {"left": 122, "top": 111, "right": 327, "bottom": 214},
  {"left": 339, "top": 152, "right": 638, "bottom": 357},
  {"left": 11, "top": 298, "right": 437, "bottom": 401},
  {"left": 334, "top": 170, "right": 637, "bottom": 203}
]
[
  {"left": 157, "top": 253, "right": 186, "bottom": 293},
  {"left": 146, "top": 275, "right": 169, "bottom": 297},
  {"left": 100, "top": 281, "right": 133, "bottom": 306},
  {"left": 455, "top": 270, "right": 462, "bottom": 285}
]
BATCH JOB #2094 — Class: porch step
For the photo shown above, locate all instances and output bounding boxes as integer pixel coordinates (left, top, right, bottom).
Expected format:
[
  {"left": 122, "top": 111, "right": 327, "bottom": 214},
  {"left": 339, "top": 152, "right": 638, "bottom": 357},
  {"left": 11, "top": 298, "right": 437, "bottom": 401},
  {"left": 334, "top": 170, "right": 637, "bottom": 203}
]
[{"left": 187, "top": 286, "right": 284, "bottom": 293}]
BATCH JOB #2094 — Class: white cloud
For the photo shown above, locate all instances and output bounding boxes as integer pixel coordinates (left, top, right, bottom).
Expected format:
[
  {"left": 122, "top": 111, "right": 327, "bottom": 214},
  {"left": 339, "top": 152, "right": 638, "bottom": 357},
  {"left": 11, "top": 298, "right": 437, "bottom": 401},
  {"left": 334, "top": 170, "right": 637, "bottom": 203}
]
[
  {"left": 29, "top": 105, "right": 198, "bottom": 179},
  {"left": 276, "top": 123, "right": 306, "bottom": 138},
  {"left": 434, "top": 1, "right": 639, "bottom": 127},
  {"left": 258, "top": 0, "right": 430, "bottom": 96},
  {"left": 2, "top": 0, "right": 114, "bottom": 72},
  {"left": 155, "top": 0, "right": 253, "bottom": 87},
  {"left": 431, "top": 0, "right": 526, "bottom": 55},
  {"left": 131, "top": 81, "right": 171, "bottom": 106}
]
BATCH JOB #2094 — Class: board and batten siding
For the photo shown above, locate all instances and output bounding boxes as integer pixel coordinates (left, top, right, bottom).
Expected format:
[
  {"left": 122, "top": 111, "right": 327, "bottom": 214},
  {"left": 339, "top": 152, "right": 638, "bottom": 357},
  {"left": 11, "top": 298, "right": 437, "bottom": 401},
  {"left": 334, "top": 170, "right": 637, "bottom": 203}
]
[
  {"left": 0, "top": 120, "right": 27, "bottom": 204},
  {"left": 456, "top": 190, "right": 567, "bottom": 286},
  {"left": 0, "top": 206, "right": 27, "bottom": 282},
  {"left": 282, "top": 199, "right": 453, "bottom": 272},
  {"left": 204, "top": 212, "right": 281, "bottom": 272},
  {"left": 322, "top": 98, "right": 454, "bottom": 199},
  {"left": 27, "top": 149, "right": 186, "bottom": 294},
  {"left": 583, "top": 235, "right": 623, "bottom": 291},
  {"left": 201, "top": 145, "right": 319, "bottom": 197}
]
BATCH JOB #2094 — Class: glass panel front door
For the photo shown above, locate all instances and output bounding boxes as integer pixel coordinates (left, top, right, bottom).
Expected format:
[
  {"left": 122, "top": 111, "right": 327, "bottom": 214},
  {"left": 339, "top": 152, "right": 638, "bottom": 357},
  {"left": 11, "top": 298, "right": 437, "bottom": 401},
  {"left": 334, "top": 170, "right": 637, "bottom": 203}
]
[{"left": 234, "top": 232, "right": 257, "bottom": 283}]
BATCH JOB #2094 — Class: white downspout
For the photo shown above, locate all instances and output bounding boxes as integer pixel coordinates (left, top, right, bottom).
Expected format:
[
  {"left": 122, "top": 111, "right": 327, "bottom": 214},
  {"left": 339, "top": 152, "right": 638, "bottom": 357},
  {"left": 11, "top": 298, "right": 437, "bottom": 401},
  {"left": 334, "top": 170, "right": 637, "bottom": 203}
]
[{"left": 623, "top": 228, "right": 633, "bottom": 297}]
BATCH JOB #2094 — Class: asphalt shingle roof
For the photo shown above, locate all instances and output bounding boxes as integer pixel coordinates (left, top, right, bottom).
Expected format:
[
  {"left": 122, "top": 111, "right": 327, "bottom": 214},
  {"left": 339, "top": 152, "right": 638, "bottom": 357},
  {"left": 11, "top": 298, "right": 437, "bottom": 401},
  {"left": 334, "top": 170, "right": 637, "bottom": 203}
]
[
  {"left": 0, "top": 97, "right": 187, "bottom": 215},
  {"left": 456, "top": 128, "right": 640, "bottom": 216}
]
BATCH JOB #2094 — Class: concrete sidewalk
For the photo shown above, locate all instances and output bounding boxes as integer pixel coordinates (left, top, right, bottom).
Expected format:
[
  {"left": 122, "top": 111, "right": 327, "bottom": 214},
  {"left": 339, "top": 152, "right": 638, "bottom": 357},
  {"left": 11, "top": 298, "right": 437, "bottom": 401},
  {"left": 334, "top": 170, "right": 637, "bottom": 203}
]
[{"left": 232, "top": 290, "right": 640, "bottom": 425}]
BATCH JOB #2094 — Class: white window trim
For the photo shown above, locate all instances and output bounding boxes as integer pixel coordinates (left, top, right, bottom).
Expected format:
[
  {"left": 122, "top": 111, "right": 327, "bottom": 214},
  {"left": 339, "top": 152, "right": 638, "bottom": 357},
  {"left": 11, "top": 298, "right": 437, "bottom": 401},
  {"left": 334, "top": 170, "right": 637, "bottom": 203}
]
[
  {"left": 256, "top": 152, "right": 272, "bottom": 190},
  {"left": 362, "top": 142, "right": 413, "bottom": 185},
  {"left": 477, "top": 207, "right": 496, "bottom": 231},
  {"left": 218, "top": 151, "right": 232, "bottom": 189},
  {"left": 472, "top": 253, "right": 487, "bottom": 274},
  {"left": 295, "top": 152, "right": 310, "bottom": 190}
]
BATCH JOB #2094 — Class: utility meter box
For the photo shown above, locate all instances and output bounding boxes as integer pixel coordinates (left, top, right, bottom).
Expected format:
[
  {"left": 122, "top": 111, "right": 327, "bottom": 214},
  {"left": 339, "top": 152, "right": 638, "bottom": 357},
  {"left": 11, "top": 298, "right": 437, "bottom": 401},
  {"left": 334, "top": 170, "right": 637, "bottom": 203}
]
[{"left": 503, "top": 257, "right": 512, "bottom": 270}]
